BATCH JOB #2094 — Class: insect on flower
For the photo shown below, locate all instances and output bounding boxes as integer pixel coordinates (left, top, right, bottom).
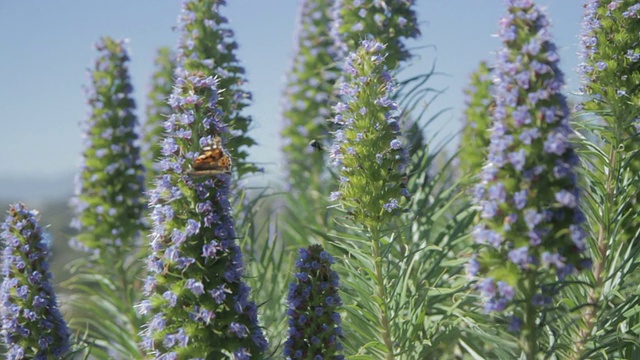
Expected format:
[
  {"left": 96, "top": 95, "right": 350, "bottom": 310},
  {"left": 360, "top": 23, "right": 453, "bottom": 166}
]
[{"left": 189, "top": 136, "right": 232, "bottom": 176}]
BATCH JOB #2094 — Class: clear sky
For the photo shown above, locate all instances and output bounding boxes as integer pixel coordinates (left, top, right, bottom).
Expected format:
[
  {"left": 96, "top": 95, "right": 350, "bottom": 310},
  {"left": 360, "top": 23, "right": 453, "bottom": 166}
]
[{"left": 0, "top": 1, "right": 584, "bottom": 197}]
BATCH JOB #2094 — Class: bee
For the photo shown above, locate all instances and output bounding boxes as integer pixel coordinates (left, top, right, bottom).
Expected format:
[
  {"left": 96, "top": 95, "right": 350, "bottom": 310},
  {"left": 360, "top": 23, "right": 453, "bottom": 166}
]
[
  {"left": 309, "top": 139, "right": 325, "bottom": 152},
  {"left": 189, "top": 136, "right": 232, "bottom": 176}
]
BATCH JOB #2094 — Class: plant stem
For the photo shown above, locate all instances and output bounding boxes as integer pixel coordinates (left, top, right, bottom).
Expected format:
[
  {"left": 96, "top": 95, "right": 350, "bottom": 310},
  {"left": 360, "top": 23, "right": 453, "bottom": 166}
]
[
  {"left": 370, "top": 227, "right": 395, "bottom": 360},
  {"left": 521, "top": 274, "right": 538, "bottom": 360}
]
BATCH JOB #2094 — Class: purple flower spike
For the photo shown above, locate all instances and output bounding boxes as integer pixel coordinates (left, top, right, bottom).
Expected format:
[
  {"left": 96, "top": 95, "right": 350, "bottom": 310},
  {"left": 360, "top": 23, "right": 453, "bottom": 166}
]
[
  {"left": 284, "top": 245, "right": 344, "bottom": 360},
  {"left": 471, "top": 0, "right": 589, "bottom": 314},
  {"left": 1, "top": 204, "right": 70, "bottom": 359},
  {"left": 138, "top": 69, "right": 266, "bottom": 357}
]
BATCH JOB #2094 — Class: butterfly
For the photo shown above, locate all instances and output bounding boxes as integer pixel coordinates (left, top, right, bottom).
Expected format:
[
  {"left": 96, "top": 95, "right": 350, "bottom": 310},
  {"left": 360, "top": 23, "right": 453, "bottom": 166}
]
[{"left": 189, "top": 136, "right": 232, "bottom": 176}]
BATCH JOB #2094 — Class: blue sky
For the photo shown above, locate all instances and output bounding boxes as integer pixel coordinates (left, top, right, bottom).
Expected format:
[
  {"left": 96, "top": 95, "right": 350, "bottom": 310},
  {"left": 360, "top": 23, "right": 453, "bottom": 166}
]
[{"left": 0, "top": 1, "right": 584, "bottom": 195}]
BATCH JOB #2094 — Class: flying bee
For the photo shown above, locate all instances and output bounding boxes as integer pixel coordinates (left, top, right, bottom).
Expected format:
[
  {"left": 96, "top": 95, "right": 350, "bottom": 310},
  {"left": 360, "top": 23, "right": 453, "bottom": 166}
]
[{"left": 309, "top": 139, "right": 325, "bottom": 152}]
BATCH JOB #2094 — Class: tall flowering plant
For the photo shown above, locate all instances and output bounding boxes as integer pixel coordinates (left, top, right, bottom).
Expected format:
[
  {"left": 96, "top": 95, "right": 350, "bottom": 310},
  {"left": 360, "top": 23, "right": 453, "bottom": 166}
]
[
  {"left": 459, "top": 61, "right": 493, "bottom": 182},
  {"left": 578, "top": 0, "right": 640, "bottom": 244},
  {"left": 329, "top": 40, "right": 410, "bottom": 358},
  {"left": 0, "top": 203, "right": 71, "bottom": 359},
  {"left": 138, "top": 72, "right": 267, "bottom": 359},
  {"left": 284, "top": 245, "right": 344, "bottom": 360},
  {"left": 569, "top": 1, "right": 640, "bottom": 357},
  {"left": 65, "top": 36, "right": 147, "bottom": 359},
  {"left": 470, "top": 1, "right": 588, "bottom": 358},
  {"left": 143, "top": 47, "right": 176, "bottom": 185},
  {"left": 176, "top": 0, "right": 258, "bottom": 177},
  {"left": 69, "top": 37, "right": 146, "bottom": 256},
  {"left": 281, "top": 0, "right": 340, "bottom": 194}
]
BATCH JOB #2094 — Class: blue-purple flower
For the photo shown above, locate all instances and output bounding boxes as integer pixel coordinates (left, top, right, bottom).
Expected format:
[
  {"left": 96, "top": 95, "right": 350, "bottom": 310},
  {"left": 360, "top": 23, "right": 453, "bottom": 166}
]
[
  {"left": 471, "top": 1, "right": 588, "bottom": 316},
  {"left": 284, "top": 245, "right": 344, "bottom": 360},
  {"left": 1, "top": 203, "right": 70, "bottom": 359},
  {"left": 138, "top": 71, "right": 267, "bottom": 358}
]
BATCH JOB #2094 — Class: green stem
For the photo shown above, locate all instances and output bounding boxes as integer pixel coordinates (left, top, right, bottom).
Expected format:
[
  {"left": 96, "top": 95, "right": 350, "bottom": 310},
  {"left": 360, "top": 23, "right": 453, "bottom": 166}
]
[
  {"left": 370, "top": 227, "right": 395, "bottom": 360},
  {"left": 520, "top": 274, "right": 538, "bottom": 360}
]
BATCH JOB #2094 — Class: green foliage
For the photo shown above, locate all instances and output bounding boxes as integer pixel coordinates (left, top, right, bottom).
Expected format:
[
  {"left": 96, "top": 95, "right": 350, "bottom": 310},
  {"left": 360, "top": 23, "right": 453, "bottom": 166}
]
[
  {"left": 62, "top": 255, "right": 147, "bottom": 359},
  {"left": 322, "top": 131, "right": 476, "bottom": 359},
  {"left": 240, "top": 192, "right": 294, "bottom": 354},
  {"left": 540, "top": 109, "right": 640, "bottom": 360}
]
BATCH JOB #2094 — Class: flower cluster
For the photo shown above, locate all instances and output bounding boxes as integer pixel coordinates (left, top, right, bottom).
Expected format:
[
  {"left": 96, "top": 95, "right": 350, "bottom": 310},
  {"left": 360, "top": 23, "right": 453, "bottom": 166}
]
[
  {"left": 458, "top": 61, "right": 494, "bottom": 181},
  {"left": 330, "top": 0, "right": 420, "bottom": 69},
  {"left": 69, "top": 37, "right": 146, "bottom": 256},
  {"left": 284, "top": 245, "right": 344, "bottom": 360},
  {"left": 143, "top": 47, "right": 176, "bottom": 185},
  {"left": 0, "top": 203, "right": 70, "bottom": 359},
  {"left": 329, "top": 40, "right": 410, "bottom": 230},
  {"left": 176, "top": 0, "right": 258, "bottom": 177},
  {"left": 471, "top": 1, "right": 589, "bottom": 315},
  {"left": 138, "top": 72, "right": 267, "bottom": 359},
  {"left": 281, "top": 0, "right": 340, "bottom": 192}
]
